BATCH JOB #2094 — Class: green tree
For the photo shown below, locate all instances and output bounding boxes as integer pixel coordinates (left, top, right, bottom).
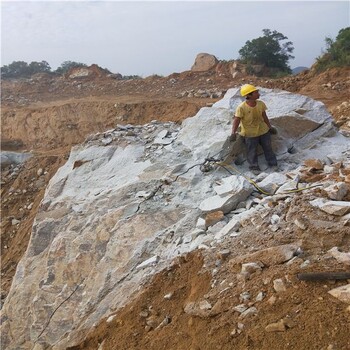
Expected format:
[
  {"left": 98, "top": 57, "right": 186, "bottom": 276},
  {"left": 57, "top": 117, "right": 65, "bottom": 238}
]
[
  {"left": 238, "top": 29, "right": 294, "bottom": 74},
  {"left": 28, "top": 60, "right": 51, "bottom": 75},
  {"left": 316, "top": 27, "right": 350, "bottom": 70},
  {"left": 54, "top": 61, "right": 87, "bottom": 75},
  {"left": 1, "top": 61, "right": 29, "bottom": 78},
  {"left": 1, "top": 60, "right": 52, "bottom": 78}
]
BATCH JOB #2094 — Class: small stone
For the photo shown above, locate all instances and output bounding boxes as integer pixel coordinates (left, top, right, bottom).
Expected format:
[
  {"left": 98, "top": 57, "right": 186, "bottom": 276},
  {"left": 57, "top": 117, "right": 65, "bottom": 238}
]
[
  {"left": 237, "top": 322, "right": 244, "bottom": 330},
  {"left": 196, "top": 217, "right": 206, "bottom": 230},
  {"left": 146, "top": 316, "right": 158, "bottom": 329},
  {"left": 240, "top": 306, "right": 257, "bottom": 318},
  {"left": 164, "top": 292, "right": 173, "bottom": 300},
  {"left": 139, "top": 311, "right": 149, "bottom": 318},
  {"left": 265, "top": 319, "right": 286, "bottom": 332},
  {"left": 328, "top": 247, "right": 350, "bottom": 266},
  {"left": 136, "top": 255, "right": 160, "bottom": 269},
  {"left": 328, "top": 284, "right": 350, "bottom": 304},
  {"left": 106, "top": 315, "right": 116, "bottom": 323},
  {"left": 294, "top": 217, "right": 308, "bottom": 230},
  {"left": 273, "top": 278, "right": 287, "bottom": 293},
  {"left": 190, "top": 229, "right": 204, "bottom": 240},
  {"left": 255, "top": 292, "right": 265, "bottom": 302},
  {"left": 269, "top": 224, "right": 279, "bottom": 232},
  {"left": 145, "top": 325, "right": 152, "bottom": 332},
  {"left": 233, "top": 304, "right": 248, "bottom": 313},
  {"left": 199, "top": 300, "right": 212, "bottom": 310},
  {"left": 283, "top": 318, "right": 296, "bottom": 328},
  {"left": 11, "top": 219, "right": 20, "bottom": 226},
  {"left": 271, "top": 214, "right": 280, "bottom": 225},
  {"left": 324, "top": 182, "right": 348, "bottom": 201},
  {"left": 217, "top": 249, "right": 231, "bottom": 260},
  {"left": 101, "top": 137, "right": 113, "bottom": 145},
  {"left": 241, "top": 262, "right": 263, "bottom": 275},
  {"left": 230, "top": 329, "right": 237, "bottom": 336},
  {"left": 310, "top": 199, "right": 350, "bottom": 216},
  {"left": 156, "top": 316, "right": 171, "bottom": 329},
  {"left": 239, "top": 291, "right": 251, "bottom": 302},
  {"left": 300, "top": 260, "right": 310, "bottom": 268}
]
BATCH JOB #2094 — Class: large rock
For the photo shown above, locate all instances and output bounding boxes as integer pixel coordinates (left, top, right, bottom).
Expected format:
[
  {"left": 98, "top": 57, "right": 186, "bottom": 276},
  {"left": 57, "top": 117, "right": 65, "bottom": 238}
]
[
  {"left": 2, "top": 88, "right": 349, "bottom": 349},
  {"left": 191, "top": 53, "right": 218, "bottom": 72}
]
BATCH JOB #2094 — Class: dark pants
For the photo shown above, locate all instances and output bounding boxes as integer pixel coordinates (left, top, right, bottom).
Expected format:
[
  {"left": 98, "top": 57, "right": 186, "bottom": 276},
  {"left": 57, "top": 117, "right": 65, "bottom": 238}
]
[{"left": 245, "top": 132, "right": 277, "bottom": 168}]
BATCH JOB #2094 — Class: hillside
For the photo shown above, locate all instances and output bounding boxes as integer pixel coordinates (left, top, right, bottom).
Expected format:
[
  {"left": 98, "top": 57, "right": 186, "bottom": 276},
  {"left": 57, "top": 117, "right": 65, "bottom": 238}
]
[{"left": 1, "top": 62, "right": 350, "bottom": 349}]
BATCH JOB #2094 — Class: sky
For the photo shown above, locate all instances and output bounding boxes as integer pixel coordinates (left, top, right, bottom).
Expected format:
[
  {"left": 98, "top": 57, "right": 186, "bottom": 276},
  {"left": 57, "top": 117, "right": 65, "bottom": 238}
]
[{"left": 1, "top": 1, "right": 349, "bottom": 77}]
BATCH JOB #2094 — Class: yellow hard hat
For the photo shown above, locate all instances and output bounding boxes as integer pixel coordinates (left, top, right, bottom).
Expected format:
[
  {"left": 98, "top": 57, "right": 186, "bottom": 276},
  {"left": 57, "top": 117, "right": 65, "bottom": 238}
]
[{"left": 240, "top": 84, "right": 258, "bottom": 97}]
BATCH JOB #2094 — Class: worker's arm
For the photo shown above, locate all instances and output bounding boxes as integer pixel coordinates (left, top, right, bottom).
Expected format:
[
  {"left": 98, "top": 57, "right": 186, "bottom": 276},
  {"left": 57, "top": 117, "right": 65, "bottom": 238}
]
[
  {"left": 262, "top": 111, "right": 272, "bottom": 129},
  {"left": 262, "top": 111, "right": 277, "bottom": 134},
  {"left": 231, "top": 116, "right": 241, "bottom": 135}
]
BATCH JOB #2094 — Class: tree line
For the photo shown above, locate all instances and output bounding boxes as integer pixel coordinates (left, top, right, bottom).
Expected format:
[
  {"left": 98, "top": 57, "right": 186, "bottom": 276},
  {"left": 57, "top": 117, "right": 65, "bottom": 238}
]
[
  {"left": 1, "top": 27, "right": 349, "bottom": 79},
  {"left": 0, "top": 60, "right": 90, "bottom": 79}
]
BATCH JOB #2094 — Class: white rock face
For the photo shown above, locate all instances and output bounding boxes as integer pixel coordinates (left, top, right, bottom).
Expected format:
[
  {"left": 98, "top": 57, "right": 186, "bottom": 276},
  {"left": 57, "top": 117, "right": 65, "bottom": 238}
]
[
  {"left": 177, "top": 107, "right": 232, "bottom": 162},
  {"left": 1, "top": 89, "right": 350, "bottom": 349}
]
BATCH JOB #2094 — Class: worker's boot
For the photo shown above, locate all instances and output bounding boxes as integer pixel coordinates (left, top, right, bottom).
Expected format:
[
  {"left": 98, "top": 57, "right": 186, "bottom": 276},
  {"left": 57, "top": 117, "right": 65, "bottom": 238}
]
[{"left": 249, "top": 165, "right": 261, "bottom": 175}]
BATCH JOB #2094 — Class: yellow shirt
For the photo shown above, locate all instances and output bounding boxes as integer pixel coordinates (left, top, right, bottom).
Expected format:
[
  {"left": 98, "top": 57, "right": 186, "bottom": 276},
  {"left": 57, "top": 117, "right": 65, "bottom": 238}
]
[{"left": 235, "top": 100, "right": 269, "bottom": 137}]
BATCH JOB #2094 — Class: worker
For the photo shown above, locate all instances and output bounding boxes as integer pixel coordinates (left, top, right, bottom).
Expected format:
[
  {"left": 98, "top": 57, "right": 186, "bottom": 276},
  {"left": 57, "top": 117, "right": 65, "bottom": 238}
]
[{"left": 230, "top": 84, "right": 277, "bottom": 173}]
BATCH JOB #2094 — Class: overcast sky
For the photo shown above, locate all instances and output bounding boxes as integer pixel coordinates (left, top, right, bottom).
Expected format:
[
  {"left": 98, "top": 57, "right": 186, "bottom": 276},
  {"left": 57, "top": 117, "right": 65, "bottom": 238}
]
[{"left": 1, "top": 1, "right": 349, "bottom": 77}]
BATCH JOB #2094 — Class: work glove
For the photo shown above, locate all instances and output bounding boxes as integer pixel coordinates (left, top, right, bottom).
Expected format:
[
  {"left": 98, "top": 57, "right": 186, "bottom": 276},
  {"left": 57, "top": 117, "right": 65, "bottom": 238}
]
[
  {"left": 269, "top": 126, "right": 278, "bottom": 135},
  {"left": 229, "top": 133, "right": 237, "bottom": 142}
]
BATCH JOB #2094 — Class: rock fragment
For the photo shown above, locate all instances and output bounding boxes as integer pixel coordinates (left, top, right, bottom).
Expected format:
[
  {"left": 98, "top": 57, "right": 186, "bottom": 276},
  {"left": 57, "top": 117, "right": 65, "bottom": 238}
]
[
  {"left": 328, "top": 247, "right": 350, "bottom": 266},
  {"left": 265, "top": 319, "right": 287, "bottom": 332},
  {"left": 328, "top": 284, "right": 350, "bottom": 304},
  {"left": 273, "top": 278, "right": 287, "bottom": 293},
  {"left": 310, "top": 199, "right": 350, "bottom": 216}
]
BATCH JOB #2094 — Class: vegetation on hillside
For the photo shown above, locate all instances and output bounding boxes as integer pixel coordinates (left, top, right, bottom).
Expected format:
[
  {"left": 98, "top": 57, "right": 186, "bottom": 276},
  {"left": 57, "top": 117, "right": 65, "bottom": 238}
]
[
  {"left": 0, "top": 61, "right": 114, "bottom": 79},
  {"left": 54, "top": 61, "right": 88, "bottom": 74},
  {"left": 315, "top": 27, "right": 350, "bottom": 71},
  {"left": 238, "top": 29, "right": 294, "bottom": 76},
  {"left": 0, "top": 60, "right": 52, "bottom": 78}
]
